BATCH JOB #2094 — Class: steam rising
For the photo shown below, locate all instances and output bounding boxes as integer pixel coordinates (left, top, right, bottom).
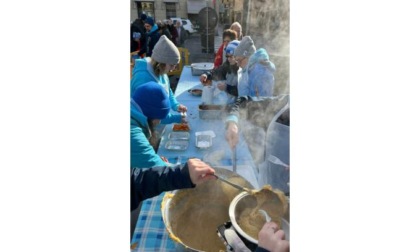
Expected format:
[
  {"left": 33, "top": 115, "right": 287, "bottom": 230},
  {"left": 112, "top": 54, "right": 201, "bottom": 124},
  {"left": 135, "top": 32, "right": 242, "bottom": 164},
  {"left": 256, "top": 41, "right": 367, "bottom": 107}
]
[
  {"left": 232, "top": 0, "right": 289, "bottom": 166},
  {"left": 247, "top": 0, "right": 290, "bottom": 95}
]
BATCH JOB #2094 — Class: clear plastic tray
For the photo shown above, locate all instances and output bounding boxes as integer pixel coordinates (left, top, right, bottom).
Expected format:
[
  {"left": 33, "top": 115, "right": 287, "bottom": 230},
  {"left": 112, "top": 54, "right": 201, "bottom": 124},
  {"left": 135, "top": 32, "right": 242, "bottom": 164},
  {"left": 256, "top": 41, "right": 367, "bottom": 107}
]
[
  {"left": 165, "top": 140, "right": 189, "bottom": 151},
  {"left": 168, "top": 132, "right": 190, "bottom": 140},
  {"left": 195, "top": 134, "right": 212, "bottom": 149}
]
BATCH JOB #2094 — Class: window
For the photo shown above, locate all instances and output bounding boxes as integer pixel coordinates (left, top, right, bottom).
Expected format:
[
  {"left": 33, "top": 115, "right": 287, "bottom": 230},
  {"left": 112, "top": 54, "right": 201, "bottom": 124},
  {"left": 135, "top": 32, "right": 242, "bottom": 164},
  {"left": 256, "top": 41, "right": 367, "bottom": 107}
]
[
  {"left": 137, "top": 2, "right": 155, "bottom": 19},
  {"left": 166, "top": 3, "right": 176, "bottom": 19}
]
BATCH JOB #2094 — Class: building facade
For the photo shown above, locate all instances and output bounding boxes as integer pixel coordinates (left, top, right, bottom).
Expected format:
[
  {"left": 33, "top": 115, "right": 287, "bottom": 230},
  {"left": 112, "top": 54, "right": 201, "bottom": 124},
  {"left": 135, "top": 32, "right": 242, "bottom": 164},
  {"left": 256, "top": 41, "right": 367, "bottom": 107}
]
[
  {"left": 130, "top": 0, "right": 290, "bottom": 94},
  {"left": 130, "top": 0, "right": 223, "bottom": 27}
]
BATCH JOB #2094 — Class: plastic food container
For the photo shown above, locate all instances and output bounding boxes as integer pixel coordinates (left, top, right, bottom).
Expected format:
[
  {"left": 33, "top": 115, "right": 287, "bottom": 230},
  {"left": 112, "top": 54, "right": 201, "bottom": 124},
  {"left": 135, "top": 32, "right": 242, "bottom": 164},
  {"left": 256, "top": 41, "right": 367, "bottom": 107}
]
[
  {"left": 169, "top": 132, "right": 190, "bottom": 140},
  {"left": 196, "top": 134, "right": 212, "bottom": 149},
  {"left": 165, "top": 140, "right": 189, "bottom": 151}
]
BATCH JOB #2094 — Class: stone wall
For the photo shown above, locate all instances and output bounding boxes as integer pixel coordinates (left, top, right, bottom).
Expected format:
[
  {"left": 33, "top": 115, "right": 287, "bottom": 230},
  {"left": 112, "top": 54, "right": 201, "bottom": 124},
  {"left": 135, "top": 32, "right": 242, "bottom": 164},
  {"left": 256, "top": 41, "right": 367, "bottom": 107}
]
[{"left": 130, "top": 0, "right": 191, "bottom": 22}]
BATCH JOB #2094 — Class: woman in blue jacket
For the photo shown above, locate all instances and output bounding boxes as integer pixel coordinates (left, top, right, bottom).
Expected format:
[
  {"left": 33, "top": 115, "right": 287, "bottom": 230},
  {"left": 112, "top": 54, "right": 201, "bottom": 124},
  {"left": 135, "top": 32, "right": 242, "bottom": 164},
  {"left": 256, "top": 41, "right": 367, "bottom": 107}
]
[{"left": 131, "top": 35, "right": 187, "bottom": 124}]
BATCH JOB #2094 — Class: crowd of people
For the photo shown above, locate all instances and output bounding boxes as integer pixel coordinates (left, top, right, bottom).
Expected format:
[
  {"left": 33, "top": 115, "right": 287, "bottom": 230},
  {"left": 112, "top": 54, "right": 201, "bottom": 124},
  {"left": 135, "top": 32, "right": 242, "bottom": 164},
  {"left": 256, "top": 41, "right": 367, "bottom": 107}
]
[
  {"left": 131, "top": 15, "right": 187, "bottom": 59},
  {"left": 130, "top": 15, "right": 289, "bottom": 252}
]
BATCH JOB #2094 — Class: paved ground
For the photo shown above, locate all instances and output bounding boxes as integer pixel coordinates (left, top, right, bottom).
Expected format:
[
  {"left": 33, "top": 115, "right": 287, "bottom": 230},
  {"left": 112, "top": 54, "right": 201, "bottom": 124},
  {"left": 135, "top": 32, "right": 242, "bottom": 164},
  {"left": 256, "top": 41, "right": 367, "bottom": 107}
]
[
  {"left": 183, "top": 24, "right": 224, "bottom": 64},
  {"left": 169, "top": 24, "right": 223, "bottom": 90}
]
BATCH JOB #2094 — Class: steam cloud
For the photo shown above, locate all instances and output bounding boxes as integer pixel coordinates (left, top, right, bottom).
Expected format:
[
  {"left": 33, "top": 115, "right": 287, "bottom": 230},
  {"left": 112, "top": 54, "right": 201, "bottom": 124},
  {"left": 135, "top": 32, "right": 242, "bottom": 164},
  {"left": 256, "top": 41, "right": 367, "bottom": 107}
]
[{"left": 247, "top": 0, "right": 290, "bottom": 95}]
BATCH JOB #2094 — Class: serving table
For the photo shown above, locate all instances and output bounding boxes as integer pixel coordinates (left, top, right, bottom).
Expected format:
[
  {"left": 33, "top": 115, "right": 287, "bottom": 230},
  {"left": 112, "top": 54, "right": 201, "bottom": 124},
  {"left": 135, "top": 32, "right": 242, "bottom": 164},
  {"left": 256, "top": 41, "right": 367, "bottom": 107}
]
[{"left": 131, "top": 66, "right": 259, "bottom": 251}]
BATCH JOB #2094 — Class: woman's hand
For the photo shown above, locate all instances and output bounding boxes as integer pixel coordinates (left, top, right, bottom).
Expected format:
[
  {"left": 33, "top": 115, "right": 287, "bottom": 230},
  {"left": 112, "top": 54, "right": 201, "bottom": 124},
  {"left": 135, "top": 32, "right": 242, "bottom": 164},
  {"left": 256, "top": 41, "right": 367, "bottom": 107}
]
[
  {"left": 200, "top": 74, "right": 212, "bottom": 86},
  {"left": 177, "top": 104, "right": 187, "bottom": 113},
  {"left": 187, "top": 158, "right": 216, "bottom": 185},
  {"left": 225, "top": 122, "right": 239, "bottom": 149},
  {"left": 199, "top": 74, "right": 207, "bottom": 85},
  {"left": 258, "top": 222, "right": 290, "bottom": 252}
]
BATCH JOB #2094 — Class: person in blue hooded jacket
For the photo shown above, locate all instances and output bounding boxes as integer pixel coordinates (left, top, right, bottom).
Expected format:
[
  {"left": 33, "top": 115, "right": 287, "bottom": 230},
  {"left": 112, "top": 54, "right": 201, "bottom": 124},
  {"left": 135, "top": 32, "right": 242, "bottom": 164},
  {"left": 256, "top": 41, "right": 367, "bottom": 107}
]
[
  {"left": 130, "top": 81, "right": 176, "bottom": 169},
  {"left": 234, "top": 36, "right": 276, "bottom": 97},
  {"left": 131, "top": 35, "right": 187, "bottom": 125},
  {"left": 140, "top": 16, "right": 161, "bottom": 57}
]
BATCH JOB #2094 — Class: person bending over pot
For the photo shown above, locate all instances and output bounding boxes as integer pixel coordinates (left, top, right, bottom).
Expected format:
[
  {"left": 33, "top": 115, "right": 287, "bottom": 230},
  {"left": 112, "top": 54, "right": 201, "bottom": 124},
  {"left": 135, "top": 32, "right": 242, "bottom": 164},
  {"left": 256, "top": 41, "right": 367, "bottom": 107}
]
[
  {"left": 131, "top": 35, "right": 187, "bottom": 125},
  {"left": 131, "top": 81, "right": 183, "bottom": 168}
]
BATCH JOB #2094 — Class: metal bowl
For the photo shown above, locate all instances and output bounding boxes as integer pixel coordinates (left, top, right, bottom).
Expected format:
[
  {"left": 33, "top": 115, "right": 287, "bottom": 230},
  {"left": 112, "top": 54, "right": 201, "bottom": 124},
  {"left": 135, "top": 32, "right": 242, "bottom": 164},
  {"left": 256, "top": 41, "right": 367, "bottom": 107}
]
[
  {"left": 191, "top": 62, "right": 214, "bottom": 76},
  {"left": 188, "top": 88, "right": 203, "bottom": 97},
  {"left": 229, "top": 191, "right": 290, "bottom": 245}
]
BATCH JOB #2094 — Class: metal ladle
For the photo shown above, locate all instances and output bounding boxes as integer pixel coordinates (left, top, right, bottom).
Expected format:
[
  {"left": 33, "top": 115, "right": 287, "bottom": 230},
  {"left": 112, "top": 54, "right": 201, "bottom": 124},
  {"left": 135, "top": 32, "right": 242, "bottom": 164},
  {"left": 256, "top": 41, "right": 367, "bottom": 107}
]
[{"left": 211, "top": 174, "right": 252, "bottom": 193}]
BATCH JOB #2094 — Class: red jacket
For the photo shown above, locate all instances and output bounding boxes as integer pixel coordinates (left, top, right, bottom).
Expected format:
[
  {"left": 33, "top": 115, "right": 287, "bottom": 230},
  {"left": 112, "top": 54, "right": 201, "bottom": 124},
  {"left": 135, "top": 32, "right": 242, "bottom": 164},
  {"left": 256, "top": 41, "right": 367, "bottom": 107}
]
[{"left": 214, "top": 43, "right": 224, "bottom": 68}]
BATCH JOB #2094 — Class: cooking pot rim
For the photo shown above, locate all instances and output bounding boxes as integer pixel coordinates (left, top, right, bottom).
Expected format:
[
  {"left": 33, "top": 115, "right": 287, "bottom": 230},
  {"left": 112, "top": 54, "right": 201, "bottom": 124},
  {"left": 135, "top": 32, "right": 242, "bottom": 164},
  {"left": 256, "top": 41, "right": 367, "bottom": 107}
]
[{"left": 161, "top": 167, "right": 254, "bottom": 251}]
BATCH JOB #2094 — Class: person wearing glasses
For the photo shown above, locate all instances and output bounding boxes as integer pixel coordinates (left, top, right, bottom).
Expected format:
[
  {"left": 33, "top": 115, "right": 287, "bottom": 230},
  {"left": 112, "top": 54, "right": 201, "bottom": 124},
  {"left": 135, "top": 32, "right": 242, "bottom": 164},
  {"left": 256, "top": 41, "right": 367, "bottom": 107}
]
[
  {"left": 234, "top": 36, "right": 276, "bottom": 97},
  {"left": 199, "top": 40, "right": 241, "bottom": 103},
  {"left": 131, "top": 35, "right": 187, "bottom": 126}
]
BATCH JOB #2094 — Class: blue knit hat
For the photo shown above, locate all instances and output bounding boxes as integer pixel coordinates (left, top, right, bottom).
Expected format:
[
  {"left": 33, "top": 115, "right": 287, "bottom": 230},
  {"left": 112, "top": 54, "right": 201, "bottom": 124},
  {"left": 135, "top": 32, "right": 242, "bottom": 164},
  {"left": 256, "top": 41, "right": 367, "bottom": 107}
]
[
  {"left": 225, "top": 40, "right": 240, "bottom": 55},
  {"left": 145, "top": 17, "right": 155, "bottom": 26},
  {"left": 132, "top": 82, "right": 170, "bottom": 120}
]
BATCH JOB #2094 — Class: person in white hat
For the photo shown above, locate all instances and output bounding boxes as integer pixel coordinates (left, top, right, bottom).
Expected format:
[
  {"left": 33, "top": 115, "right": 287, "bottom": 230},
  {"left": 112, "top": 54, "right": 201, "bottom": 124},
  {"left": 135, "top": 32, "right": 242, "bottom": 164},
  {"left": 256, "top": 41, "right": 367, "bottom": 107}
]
[
  {"left": 131, "top": 35, "right": 187, "bottom": 124},
  {"left": 234, "top": 36, "right": 276, "bottom": 97}
]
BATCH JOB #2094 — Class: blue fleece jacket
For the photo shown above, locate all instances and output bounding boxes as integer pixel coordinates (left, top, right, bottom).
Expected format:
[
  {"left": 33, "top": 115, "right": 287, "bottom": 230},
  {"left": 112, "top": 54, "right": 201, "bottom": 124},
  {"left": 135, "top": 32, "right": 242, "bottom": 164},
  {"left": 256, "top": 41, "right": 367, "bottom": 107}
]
[
  {"left": 238, "top": 48, "right": 276, "bottom": 97},
  {"left": 130, "top": 99, "right": 168, "bottom": 169},
  {"left": 131, "top": 57, "right": 181, "bottom": 124}
]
